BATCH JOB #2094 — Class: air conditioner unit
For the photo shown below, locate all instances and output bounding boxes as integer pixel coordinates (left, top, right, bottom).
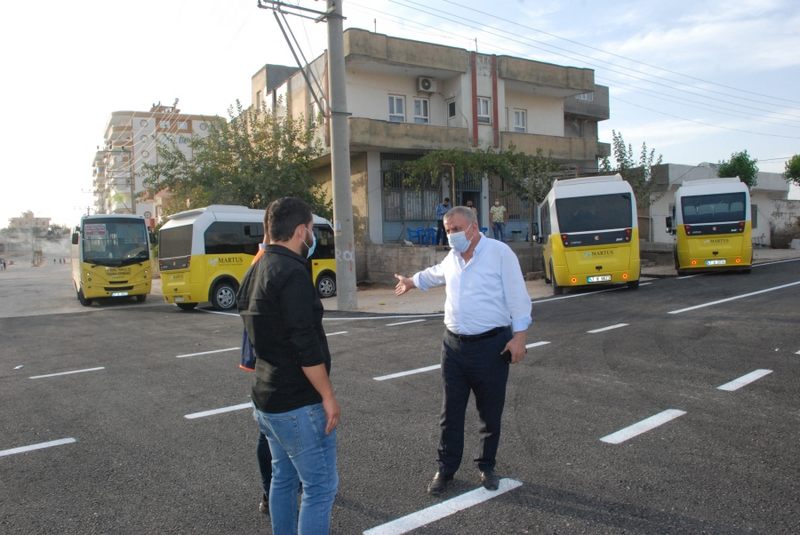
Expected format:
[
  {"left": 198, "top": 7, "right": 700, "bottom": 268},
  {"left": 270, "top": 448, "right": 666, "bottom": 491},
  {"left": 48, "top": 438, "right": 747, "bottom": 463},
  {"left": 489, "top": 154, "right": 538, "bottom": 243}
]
[{"left": 417, "top": 77, "right": 437, "bottom": 93}]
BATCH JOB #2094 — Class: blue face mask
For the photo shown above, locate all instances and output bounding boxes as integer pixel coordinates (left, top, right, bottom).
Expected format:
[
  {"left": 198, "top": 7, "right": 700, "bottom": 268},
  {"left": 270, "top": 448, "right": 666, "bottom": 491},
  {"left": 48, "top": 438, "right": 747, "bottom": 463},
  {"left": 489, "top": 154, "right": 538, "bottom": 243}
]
[
  {"left": 447, "top": 229, "right": 470, "bottom": 253},
  {"left": 305, "top": 227, "right": 317, "bottom": 259}
]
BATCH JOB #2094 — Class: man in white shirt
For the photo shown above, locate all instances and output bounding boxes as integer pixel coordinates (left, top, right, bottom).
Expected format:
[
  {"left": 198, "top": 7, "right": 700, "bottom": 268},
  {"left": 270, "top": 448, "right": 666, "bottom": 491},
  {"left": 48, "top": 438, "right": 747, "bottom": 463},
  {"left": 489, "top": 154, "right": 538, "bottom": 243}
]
[{"left": 394, "top": 206, "right": 532, "bottom": 496}]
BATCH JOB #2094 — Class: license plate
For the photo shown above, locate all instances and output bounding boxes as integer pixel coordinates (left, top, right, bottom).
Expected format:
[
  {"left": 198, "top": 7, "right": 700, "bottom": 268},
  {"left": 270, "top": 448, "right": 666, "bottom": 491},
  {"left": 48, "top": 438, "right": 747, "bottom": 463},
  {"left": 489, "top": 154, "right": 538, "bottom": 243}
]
[
  {"left": 111, "top": 291, "right": 129, "bottom": 297},
  {"left": 174, "top": 296, "right": 185, "bottom": 303},
  {"left": 705, "top": 259, "right": 727, "bottom": 266},
  {"left": 587, "top": 275, "right": 612, "bottom": 283}
]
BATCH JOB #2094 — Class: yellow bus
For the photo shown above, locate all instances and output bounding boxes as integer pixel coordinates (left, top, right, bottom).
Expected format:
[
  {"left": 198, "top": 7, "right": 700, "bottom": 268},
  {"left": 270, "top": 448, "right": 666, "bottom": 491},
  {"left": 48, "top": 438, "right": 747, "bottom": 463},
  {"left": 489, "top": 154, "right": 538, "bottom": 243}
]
[
  {"left": 71, "top": 214, "right": 153, "bottom": 306},
  {"left": 536, "top": 174, "right": 640, "bottom": 295},
  {"left": 158, "top": 204, "right": 336, "bottom": 311},
  {"left": 666, "top": 177, "right": 752, "bottom": 275}
]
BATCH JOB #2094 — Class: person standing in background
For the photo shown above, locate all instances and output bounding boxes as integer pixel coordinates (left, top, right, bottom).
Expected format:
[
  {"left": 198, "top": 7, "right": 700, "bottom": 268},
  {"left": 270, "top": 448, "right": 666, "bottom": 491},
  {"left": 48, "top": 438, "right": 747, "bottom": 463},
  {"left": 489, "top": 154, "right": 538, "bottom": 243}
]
[
  {"left": 489, "top": 200, "right": 507, "bottom": 242},
  {"left": 435, "top": 197, "right": 451, "bottom": 245}
]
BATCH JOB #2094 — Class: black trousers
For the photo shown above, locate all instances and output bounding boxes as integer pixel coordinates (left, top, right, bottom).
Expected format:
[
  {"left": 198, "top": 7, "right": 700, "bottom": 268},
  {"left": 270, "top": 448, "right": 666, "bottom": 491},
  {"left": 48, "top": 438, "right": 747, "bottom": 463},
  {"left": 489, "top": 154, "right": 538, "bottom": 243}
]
[{"left": 438, "top": 327, "right": 511, "bottom": 475}]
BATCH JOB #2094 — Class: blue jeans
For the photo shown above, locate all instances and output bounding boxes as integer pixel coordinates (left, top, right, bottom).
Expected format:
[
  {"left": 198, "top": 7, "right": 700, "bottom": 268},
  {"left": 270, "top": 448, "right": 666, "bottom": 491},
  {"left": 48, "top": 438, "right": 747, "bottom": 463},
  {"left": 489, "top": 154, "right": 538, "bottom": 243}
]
[
  {"left": 492, "top": 222, "right": 505, "bottom": 241},
  {"left": 254, "top": 403, "right": 338, "bottom": 535}
]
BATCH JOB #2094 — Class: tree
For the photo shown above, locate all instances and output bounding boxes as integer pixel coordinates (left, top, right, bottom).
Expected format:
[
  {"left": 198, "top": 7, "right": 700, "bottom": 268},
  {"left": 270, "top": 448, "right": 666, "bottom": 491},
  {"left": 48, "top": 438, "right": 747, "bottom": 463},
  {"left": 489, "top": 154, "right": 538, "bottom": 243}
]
[
  {"left": 784, "top": 154, "right": 800, "bottom": 186},
  {"left": 599, "top": 130, "right": 662, "bottom": 208},
  {"left": 717, "top": 150, "right": 758, "bottom": 188},
  {"left": 142, "top": 101, "right": 330, "bottom": 219}
]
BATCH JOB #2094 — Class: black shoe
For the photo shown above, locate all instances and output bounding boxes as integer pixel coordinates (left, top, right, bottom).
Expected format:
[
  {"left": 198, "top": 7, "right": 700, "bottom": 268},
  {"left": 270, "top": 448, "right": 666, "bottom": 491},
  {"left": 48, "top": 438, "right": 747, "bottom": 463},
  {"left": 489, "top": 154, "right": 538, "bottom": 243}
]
[
  {"left": 427, "top": 471, "right": 453, "bottom": 496},
  {"left": 480, "top": 469, "right": 499, "bottom": 491},
  {"left": 258, "top": 494, "right": 269, "bottom": 515}
]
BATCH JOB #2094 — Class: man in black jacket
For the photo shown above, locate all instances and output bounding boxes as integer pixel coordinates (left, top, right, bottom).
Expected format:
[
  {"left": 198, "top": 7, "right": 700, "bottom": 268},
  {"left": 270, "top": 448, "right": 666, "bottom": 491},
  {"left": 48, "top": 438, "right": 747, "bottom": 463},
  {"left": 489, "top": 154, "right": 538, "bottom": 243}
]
[{"left": 241, "top": 197, "right": 340, "bottom": 535}]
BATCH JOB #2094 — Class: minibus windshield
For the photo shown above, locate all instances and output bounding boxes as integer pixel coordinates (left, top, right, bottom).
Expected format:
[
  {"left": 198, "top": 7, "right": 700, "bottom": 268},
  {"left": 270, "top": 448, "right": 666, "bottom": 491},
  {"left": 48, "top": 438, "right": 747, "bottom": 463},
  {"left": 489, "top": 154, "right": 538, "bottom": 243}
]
[
  {"left": 159, "top": 225, "right": 193, "bottom": 258},
  {"left": 681, "top": 192, "right": 746, "bottom": 225},
  {"left": 556, "top": 193, "right": 632, "bottom": 233},
  {"left": 82, "top": 219, "right": 149, "bottom": 265}
]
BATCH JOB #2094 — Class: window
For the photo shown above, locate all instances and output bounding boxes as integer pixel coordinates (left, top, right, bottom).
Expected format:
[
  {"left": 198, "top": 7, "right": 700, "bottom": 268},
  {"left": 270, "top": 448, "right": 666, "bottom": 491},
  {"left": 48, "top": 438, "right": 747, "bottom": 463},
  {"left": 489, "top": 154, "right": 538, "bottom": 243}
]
[
  {"left": 413, "top": 98, "right": 429, "bottom": 124},
  {"left": 204, "top": 222, "right": 262, "bottom": 255},
  {"left": 556, "top": 193, "right": 633, "bottom": 233},
  {"left": 477, "top": 97, "right": 491, "bottom": 124},
  {"left": 513, "top": 108, "right": 527, "bottom": 133},
  {"left": 681, "top": 193, "right": 746, "bottom": 224},
  {"left": 159, "top": 120, "right": 171, "bottom": 129},
  {"left": 447, "top": 100, "right": 456, "bottom": 119},
  {"left": 388, "top": 95, "right": 405, "bottom": 122}
]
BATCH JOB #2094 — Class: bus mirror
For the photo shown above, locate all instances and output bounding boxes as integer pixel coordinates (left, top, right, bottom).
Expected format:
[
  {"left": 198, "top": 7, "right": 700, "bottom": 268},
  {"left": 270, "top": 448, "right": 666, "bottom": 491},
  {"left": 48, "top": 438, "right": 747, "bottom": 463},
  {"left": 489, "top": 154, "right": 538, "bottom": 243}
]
[
  {"left": 665, "top": 216, "right": 673, "bottom": 231},
  {"left": 149, "top": 231, "right": 158, "bottom": 245},
  {"left": 71, "top": 232, "right": 79, "bottom": 245},
  {"left": 531, "top": 222, "right": 540, "bottom": 243}
]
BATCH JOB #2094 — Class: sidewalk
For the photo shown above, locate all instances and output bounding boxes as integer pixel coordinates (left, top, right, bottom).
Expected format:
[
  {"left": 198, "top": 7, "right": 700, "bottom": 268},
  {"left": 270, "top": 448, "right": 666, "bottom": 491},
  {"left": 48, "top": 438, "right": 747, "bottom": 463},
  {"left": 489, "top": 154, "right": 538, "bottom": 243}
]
[{"left": 324, "top": 247, "right": 800, "bottom": 315}]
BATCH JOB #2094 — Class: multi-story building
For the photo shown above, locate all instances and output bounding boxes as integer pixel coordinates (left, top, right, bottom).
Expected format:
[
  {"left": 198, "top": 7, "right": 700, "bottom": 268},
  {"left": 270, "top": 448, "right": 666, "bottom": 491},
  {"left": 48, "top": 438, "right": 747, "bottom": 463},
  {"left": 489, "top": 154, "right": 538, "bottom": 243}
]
[
  {"left": 8, "top": 211, "right": 50, "bottom": 232},
  {"left": 250, "top": 29, "right": 609, "bottom": 271},
  {"left": 92, "top": 103, "right": 219, "bottom": 228}
]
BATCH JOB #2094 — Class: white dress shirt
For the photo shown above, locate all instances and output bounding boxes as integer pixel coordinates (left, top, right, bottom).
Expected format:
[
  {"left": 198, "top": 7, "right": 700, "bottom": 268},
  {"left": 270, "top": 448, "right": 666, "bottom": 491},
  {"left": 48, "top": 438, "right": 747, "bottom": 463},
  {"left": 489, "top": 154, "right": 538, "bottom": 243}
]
[{"left": 412, "top": 235, "right": 533, "bottom": 335}]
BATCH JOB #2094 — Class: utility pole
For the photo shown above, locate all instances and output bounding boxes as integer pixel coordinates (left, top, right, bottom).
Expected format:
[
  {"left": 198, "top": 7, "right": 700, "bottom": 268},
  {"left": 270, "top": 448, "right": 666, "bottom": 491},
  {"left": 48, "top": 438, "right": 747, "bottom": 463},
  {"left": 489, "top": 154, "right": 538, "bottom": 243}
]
[
  {"left": 256, "top": 0, "right": 357, "bottom": 310},
  {"left": 327, "top": 0, "right": 357, "bottom": 311}
]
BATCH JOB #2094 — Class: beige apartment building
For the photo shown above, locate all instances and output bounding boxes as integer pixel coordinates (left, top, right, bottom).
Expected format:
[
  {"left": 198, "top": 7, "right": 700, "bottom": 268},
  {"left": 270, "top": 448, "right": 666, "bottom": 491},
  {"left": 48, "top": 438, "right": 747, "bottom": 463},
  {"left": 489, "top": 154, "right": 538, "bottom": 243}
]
[
  {"left": 250, "top": 28, "right": 610, "bottom": 260},
  {"left": 92, "top": 103, "right": 219, "bottom": 228}
]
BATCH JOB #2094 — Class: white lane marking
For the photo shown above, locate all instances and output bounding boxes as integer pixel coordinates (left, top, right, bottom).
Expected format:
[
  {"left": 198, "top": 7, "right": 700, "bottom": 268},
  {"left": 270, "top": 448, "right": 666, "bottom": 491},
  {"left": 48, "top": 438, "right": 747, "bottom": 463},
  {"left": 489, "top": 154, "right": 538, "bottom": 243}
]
[
  {"left": 640, "top": 282, "right": 653, "bottom": 287},
  {"left": 14, "top": 365, "right": 23, "bottom": 370},
  {"left": 198, "top": 309, "right": 238, "bottom": 317},
  {"left": 0, "top": 438, "right": 77, "bottom": 458},
  {"left": 386, "top": 319, "right": 426, "bottom": 327},
  {"left": 363, "top": 478, "right": 523, "bottom": 535},
  {"left": 184, "top": 402, "right": 252, "bottom": 420},
  {"left": 753, "top": 258, "right": 800, "bottom": 268},
  {"left": 326, "top": 314, "right": 443, "bottom": 322},
  {"left": 176, "top": 347, "right": 238, "bottom": 359},
  {"left": 29, "top": 367, "right": 105, "bottom": 379},
  {"left": 587, "top": 323, "right": 629, "bottom": 334},
  {"left": 534, "top": 286, "right": 625, "bottom": 304},
  {"left": 717, "top": 369, "right": 773, "bottom": 391},
  {"left": 327, "top": 331, "right": 348, "bottom": 336},
  {"left": 600, "top": 409, "right": 686, "bottom": 444},
  {"left": 668, "top": 280, "right": 800, "bottom": 314},
  {"left": 677, "top": 274, "right": 701, "bottom": 280},
  {"left": 374, "top": 365, "right": 440, "bottom": 381},
  {"left": 796, "top": 350, "right": 800, "bottom": 355},
  {"left": 526, "top": 341, "right": 551, "bottom": 349}
]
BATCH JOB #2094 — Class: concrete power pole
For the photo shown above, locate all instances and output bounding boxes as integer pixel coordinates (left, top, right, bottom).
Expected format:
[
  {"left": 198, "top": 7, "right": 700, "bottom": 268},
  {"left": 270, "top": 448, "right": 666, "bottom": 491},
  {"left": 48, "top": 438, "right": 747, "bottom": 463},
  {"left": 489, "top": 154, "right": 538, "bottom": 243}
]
[{"left": 327, "top": 0, "right": 357, "bottom": 311}]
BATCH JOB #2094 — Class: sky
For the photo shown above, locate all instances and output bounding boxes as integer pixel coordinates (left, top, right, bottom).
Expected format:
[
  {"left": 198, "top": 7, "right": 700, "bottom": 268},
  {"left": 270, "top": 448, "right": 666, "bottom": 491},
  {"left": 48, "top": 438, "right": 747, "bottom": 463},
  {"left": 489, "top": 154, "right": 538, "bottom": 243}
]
[{"left": 1, "top": 0, "right": 798, "bottom": 227}]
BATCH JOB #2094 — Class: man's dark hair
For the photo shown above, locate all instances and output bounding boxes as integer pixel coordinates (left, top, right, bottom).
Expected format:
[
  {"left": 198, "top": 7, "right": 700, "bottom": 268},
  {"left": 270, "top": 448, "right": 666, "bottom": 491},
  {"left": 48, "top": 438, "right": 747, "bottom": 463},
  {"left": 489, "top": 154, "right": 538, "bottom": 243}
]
[{"left": 267, "top": 197, "right": 313, "bottom": 242}]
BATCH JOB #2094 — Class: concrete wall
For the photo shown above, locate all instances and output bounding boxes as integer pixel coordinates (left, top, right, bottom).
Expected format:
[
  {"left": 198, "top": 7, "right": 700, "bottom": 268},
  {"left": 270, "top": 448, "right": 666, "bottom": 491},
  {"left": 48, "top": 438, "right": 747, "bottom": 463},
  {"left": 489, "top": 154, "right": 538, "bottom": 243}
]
[
  {"left": 504, "top": 90, "right": 564, "bottom": 136},
  {"left": 365, "top": 241, "right": 542, "bottom": 284}
]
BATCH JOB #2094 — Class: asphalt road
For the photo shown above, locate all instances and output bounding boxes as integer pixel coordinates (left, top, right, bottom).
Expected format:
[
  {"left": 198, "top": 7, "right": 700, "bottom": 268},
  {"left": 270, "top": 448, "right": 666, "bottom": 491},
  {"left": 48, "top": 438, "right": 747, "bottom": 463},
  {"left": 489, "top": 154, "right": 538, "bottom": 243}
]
[{"left": 1, "top": 260, "right": 799, "bottom": 534}]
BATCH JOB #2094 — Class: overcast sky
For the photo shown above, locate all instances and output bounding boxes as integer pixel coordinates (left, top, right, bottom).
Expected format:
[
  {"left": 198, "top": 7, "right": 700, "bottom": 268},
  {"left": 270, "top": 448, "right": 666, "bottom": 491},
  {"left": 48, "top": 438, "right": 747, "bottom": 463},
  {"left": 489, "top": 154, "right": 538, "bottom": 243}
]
[{"left": 1, "top": 0, "right": 798, "bottom": 226}]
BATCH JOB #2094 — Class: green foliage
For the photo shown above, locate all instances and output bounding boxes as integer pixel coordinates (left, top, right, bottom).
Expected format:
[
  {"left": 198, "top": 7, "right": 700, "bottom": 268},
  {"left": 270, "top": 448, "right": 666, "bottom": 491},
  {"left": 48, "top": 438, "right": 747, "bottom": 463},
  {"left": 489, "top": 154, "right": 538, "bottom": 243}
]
[
  {"left": 717, "top": 150, "right": 758, "bottom": 188},
  {"left": 398, "top": 146, "right": 559, "bottom": 205},
  {"left": 784, "top": 154, "right": 800, "bottom": 186},
  {"left": 141, "top": 101, "right": 330, "bottom": 219},
  {"left": 599, "top": 130, "right": 662, "bottom": 208}
]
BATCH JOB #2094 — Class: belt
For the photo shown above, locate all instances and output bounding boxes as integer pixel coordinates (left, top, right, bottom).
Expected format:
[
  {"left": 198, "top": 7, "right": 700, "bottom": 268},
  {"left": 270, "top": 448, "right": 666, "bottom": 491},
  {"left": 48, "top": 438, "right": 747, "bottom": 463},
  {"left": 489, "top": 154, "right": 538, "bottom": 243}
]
[{"left": 446, "top": 326, "right": 507, "bottom": 342}]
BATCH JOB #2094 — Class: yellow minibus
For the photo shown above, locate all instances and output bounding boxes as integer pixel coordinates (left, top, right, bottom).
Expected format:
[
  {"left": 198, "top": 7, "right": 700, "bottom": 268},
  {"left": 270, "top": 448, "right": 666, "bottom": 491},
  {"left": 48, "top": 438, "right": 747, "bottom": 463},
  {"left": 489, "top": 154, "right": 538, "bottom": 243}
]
[
  {"left": 666, "top": 177, "right": 752, "bottom": 275},
  {"left": 158, "top": 204, "right": 336, "bottom": 311},
  {"left": 71, "top": 214, "right": 153, "bottom": 306},
  {"left": 536, "top": 174, "right": 640, "bottom": 295}
]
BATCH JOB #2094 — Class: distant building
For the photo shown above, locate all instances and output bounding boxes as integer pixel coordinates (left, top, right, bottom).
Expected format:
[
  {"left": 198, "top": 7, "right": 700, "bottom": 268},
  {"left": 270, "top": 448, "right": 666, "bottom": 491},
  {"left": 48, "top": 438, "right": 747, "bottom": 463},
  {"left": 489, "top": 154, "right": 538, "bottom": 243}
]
[
  {"left": 646, "top": 163, "right": 799, "bottom": 247},
  {"left": 250, "top": 28, "right": 610, "bottom": 279},
  {"left": 92, "top": 103, "right": 220, "bottom": 228},
  {"left": 8, "top": 211, "right": 50, "bottom": 232}
]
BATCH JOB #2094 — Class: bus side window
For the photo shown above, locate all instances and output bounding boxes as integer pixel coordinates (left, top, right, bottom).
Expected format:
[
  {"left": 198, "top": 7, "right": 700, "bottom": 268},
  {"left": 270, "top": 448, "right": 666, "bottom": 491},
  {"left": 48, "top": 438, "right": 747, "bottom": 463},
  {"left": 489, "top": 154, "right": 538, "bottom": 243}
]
[{"left": 311, "top": 225, "right": 335, "bottom": 259}]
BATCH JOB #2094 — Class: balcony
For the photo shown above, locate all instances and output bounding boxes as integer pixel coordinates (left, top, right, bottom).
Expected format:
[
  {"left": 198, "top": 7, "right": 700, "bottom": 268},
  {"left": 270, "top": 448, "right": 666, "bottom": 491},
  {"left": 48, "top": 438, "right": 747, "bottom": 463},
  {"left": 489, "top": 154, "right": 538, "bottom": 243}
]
[
  {"left": 348, "top": 117, "right": 470, "bottom": 152},
  {"left": 565, "top": 85, "right": 610, "bottom": 120},
  {"left": 501, "top": 131, "right": 610, "bottom": 161}
]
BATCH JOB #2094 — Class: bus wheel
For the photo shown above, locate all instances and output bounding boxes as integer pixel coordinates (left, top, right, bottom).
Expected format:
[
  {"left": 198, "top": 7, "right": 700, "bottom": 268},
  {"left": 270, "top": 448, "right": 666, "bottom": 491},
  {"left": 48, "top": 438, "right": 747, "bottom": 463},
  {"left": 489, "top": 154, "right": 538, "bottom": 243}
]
[
  {"left": 550, "top": 262, "right": 563, "bottom": 296},
  {"left": 135, "top": 294, "right": 147, "bottom": 303},
  {"left": 317, "top": 272, "right": 337, "bottom": 298},
  {"left": 77, "top": 288, "right": 92, "bottom": 307},
  {"left": 211, "top": 280, "right": 238, "bottom": 310},
  {"left": 627, "top": 280, "right": 640, "bottom": 289},
  {"left": 177, "top": 303, "right": 197, "bottom": 311},
  {"left": 542, "top": 258, "right": 551, "bottom": 284}
]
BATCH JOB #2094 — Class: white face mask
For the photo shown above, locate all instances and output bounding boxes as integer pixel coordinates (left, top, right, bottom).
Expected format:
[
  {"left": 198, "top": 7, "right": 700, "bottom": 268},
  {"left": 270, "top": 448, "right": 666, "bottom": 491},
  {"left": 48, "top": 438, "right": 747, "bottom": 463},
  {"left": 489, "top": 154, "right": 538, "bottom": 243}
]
[{"left": 447, "top": 226, "right": 472, "bottom": 253}]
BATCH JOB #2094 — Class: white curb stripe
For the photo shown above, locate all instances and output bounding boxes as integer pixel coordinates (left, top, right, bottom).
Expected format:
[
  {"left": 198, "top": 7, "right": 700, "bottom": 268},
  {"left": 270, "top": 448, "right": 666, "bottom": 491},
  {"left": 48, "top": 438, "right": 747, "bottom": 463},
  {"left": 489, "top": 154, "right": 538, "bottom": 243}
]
[
  {"left": 176, "top": 347, "right": 238, "bottom": 359},
  {"left": 374, "top": 365, "right": 440, "bottom": 381},
  {"left": 668, "top": 280, "right": 800, "bottom": 314},
  {"left": 386, "top": 319, "right": 427, "bottom": 326},
  {"left": 29, "top": 367, "right": 105, "bottom": 379},
  {"left": 184, "top": 402, "right": 252, "bottom": 419},
  {"left": 587, "top": 323, "right": 629, "bottom": 334}
]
